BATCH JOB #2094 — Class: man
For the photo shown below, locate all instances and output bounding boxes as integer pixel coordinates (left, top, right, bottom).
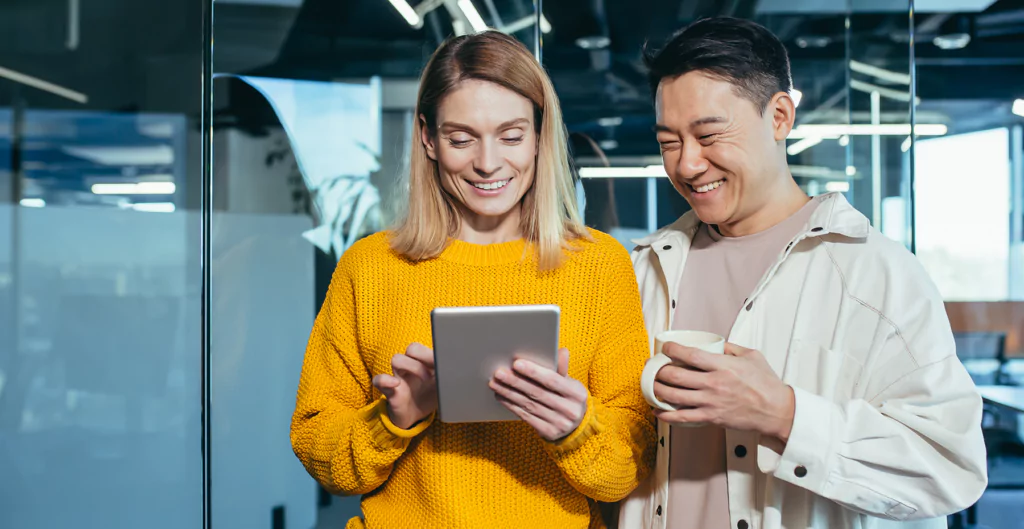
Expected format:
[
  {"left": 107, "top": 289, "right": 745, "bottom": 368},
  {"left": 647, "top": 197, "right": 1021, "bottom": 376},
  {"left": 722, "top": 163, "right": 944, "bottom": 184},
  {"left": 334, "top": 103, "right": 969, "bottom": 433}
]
[{"left": 618, "top": 17, "right": 988, "bottom": 529}]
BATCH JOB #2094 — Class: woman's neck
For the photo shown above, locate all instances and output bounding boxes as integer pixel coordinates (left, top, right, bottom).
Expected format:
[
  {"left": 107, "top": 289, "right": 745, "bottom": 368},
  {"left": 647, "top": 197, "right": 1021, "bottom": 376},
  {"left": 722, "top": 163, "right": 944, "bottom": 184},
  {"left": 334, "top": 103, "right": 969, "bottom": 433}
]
[{"left": 457, "top": 205, "right": 523, "bottom": 245}]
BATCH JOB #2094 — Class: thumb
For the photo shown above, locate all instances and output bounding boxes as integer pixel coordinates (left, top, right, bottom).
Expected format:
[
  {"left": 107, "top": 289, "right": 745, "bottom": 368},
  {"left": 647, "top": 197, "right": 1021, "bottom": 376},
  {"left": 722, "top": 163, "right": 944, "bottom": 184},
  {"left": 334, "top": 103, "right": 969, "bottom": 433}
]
[{"left": 557, "top": 348, "right": 570, "bottom": 377}]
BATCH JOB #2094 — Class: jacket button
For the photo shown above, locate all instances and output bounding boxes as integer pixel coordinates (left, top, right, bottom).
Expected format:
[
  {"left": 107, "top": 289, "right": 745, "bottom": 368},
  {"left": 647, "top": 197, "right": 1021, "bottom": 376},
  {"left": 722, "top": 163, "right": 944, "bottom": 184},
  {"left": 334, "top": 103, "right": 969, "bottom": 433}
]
[
  {"left": 745, "top": 301, "right": 753, "bottom": 311},
  {"left": 660, "top": 437, "right": 665, "bottom": 447},
  {"left": 663, "top": 245, "right": 672, "bottom": 250},
  {"left": 734, "top": 444, "right": 747, "bottom": 458},
  {"left": 795, "top": 465, "right": 808, "bottom": 478},
  {"left": 811, "top": 227, "right": 823, "bottom": 233},
  {"left": 656, "top": 505, "right": 662, "bottom": 516},
  {"left": 738, "top": 521, "right": 749, "bottom": 529},
  {"left": 671, "top": 299, "right": 676, "bottom": 309}
]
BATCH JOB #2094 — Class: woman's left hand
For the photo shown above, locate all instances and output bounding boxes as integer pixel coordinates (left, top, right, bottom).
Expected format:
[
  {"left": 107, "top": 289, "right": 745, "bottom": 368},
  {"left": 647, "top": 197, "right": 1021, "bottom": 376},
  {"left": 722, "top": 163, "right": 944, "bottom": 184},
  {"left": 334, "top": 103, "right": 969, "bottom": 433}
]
[{"left": 489, "top": 349, "right": 588, "bottom": 442}]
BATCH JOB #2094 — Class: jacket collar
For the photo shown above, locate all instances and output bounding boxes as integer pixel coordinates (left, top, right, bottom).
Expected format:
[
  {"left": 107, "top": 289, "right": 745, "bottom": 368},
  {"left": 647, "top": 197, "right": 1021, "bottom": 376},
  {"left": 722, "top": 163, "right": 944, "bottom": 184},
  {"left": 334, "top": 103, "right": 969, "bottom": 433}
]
[{"left": 631, "top": 192, "right": 870, "bottom": 248}]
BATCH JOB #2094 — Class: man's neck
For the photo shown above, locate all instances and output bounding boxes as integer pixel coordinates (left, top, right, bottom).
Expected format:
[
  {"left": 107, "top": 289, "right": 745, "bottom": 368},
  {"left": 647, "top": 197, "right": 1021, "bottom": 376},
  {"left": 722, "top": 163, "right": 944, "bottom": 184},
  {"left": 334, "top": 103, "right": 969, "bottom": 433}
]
[{"left": 717, "top": 178, "right": 810, "bottom": 238}]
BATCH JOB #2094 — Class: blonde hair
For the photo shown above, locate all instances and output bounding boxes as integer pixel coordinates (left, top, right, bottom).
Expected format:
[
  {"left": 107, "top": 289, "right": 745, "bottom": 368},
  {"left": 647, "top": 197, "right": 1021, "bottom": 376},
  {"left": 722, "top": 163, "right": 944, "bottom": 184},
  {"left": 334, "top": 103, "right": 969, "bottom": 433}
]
[{"left": 390, "top": 31, "right": 589, "bottom": 270}]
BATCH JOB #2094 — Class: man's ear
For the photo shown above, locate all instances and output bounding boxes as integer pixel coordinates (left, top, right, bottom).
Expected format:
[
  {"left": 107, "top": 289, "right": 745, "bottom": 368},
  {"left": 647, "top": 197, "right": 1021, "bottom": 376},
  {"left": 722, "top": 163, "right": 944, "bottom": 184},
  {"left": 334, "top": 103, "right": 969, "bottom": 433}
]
[
  {"left": 770, "top": 91, "right": 796, "bottom": 142},
  {"left": 420, "top": 114, "right": 438, "bottom": 161}
]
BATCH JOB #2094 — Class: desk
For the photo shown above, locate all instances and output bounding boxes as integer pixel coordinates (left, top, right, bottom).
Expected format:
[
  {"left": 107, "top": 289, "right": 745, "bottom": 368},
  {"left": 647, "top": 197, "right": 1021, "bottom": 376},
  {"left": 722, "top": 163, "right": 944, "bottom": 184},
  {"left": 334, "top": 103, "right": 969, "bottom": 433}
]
[{"left": 978, "top": 385, "right": 1024, "bottom": 413}]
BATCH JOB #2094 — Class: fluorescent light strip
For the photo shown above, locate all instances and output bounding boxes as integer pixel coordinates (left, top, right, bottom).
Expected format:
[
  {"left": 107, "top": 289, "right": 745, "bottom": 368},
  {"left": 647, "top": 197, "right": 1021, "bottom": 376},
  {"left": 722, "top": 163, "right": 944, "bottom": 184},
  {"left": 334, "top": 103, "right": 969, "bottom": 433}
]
[
  {"left": 458, "top": 0, "right": 488, "bottom": 32},
  {"left": 92, "top": 182, "right": 176, "bottom": 195},
  {"left": 849, "top": 60, "right": 911, "bottom": 85},
  {"left": 850, "top": 79, "right": 920, "bottom": 104},
  {"left": 132, "top": 202, "right": 176, "bottom": 213},
  {"left": 578, "top": 165, "right": 667, "bottom": 178},
  {"left": 19, "top": 198, "right": 45, "bottom": 208},
  {"left": 789, "top": 123, "right": 946, "bottom": 139},
  {"left": 387, "top": 0, "right": 420, "bottom": 26},
  {"left": 1013, "top": 99, "right": 1024, "bottom": 118},
  {"left": 825, "top": 181, "right": 850, "bottom": 193},
  {"left": 787, "top": 136, "right": 821, "bottom": 156},
  {"left": 0, "top": 65, "right": 88, "bottom": 104}
]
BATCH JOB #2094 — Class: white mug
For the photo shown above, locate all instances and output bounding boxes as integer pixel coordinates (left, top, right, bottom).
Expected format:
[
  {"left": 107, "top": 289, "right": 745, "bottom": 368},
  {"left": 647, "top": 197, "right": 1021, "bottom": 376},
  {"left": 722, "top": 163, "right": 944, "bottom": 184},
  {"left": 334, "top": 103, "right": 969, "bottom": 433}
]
[{"left": 641, "top": 330, "right": 725, "bottom": 426}]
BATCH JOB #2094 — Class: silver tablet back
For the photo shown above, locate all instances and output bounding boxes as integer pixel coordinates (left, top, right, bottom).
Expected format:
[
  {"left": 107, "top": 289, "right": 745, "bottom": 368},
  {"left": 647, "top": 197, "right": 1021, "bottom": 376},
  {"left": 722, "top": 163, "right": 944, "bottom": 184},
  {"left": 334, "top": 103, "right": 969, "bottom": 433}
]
[{"left": 431, "top": 304, "right": 560, "bottom": 423}]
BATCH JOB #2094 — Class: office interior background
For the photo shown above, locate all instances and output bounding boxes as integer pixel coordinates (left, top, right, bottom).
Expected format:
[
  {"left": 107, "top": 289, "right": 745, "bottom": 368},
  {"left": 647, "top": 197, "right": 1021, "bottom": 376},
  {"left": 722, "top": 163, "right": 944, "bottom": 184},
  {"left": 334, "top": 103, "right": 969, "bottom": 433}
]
[{"left": 0, "top": 0, "right": 1022, "bottom": 527}]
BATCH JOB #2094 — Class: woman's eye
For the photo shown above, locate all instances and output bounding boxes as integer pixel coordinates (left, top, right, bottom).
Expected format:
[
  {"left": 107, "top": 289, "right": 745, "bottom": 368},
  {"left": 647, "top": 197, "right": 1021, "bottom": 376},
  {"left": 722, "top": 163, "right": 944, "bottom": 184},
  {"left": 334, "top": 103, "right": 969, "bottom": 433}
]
[
  {"left": 447, "top": 137, "right": 472, "bottom": 147},
  {"left": 501, "top": 136, "right": 524, "bottom": 144}
]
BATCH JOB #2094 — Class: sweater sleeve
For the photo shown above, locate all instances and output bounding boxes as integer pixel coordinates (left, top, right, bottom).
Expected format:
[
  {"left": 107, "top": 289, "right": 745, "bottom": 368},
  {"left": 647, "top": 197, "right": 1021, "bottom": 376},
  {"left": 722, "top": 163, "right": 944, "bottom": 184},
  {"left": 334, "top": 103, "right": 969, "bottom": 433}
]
[
  {"left": 290, "top": 252, "right": 433, "bottom": 495},
  {"left": 544, "top": 242, "right": 658, "bottom": 502}
]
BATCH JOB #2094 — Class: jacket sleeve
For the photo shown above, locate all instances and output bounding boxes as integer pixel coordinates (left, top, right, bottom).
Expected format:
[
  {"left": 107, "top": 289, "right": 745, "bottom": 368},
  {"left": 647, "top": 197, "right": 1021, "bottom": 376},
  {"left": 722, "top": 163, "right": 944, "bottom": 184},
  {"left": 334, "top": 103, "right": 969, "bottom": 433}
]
[
  {"left": 544, "top": 245, "right": 658, "bottom": 503},
  {"left": 290, "top": 253, "right": 434, "bottom": 495},
  {"left": 758, "top": 280, "right": 988, "bottom": 520}
]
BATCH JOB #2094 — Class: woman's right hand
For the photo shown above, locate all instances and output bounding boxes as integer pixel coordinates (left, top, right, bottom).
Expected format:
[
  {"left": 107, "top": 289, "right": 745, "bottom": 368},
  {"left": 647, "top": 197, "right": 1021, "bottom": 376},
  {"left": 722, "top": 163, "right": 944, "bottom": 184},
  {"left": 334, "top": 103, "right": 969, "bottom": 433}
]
[{"left": 371, "top": 343, "right": 438, "bottom": 430}]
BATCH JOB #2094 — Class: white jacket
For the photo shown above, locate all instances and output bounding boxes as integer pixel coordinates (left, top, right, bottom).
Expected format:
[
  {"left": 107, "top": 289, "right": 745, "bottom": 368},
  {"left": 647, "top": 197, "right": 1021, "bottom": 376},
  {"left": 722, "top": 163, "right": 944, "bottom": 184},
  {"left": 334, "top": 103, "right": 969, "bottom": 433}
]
[{"left": 618, "top": 193, "right": 988, "bottom": 529}]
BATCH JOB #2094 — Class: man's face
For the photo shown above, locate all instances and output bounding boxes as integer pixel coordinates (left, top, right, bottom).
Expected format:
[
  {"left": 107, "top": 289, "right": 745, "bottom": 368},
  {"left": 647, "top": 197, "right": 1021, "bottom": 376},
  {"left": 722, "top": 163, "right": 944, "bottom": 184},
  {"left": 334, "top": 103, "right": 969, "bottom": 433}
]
[{"left": 655, "top": 72, "right": 790, "bottom": 230}]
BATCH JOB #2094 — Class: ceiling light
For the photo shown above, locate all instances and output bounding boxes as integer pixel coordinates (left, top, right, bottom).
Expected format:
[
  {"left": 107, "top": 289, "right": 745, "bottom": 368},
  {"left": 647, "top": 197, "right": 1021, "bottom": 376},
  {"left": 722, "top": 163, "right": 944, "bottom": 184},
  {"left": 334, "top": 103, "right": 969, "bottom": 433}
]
[
  {"left": 576, "top": 35, "right": 610, "bottom": 49},
  {"left": 539, "top": 15, "right": 551, "bottom": 33},
  {"left": 457, "top": 0, "right": 488, "bottom": 32},
  {"left": 0, "top": 65, "right": 88, "bottom": 104},
  {"left": 838, "top": 135, "right": 849, "bottom": 147},
  {"left": 846, "top": 166, "right": 857, "bottom": 176},
  {"left": 901, "top": 136, "right": 912, "bottom": 152},
  {"left": 597, "top": 116, "right": 622, "bottom": 127},
  {"left": 791, "top": 89, "right": 803, "bottom": 107},
  {"left": 788, "top": 123, "right": 947, "bottom": 139},
  {"left": 598, "top": 140, "right": 618, "bottom": 150},
  {"left": 1013, "top": 99, "right": 1024, "bottom": 117},
  {"left": 19, "top": 198, "right": 45, "bottom": 208},
  {"left": 386, "top": 0, "right": 420, "bottom": 26},
  {"left": 578, "top": 165, "right": 667, "bottom": 178},
  {"left": 787, "top": 136, "right": 821, "bottom": 156},
  {"left": 132, "top": 202, "right": 176, "bottom": 213},
  {"left": 825, "top": 181, "right": 850, "bottom": 193},
  {"left": 933, "top": 33, "right": 971, "bottom": 50},
  {"left": 92, "top": 182, "right": 176, "bottom": 195},
  {"left": 795, "top": 36, "right": 831, "bottom": 48}
]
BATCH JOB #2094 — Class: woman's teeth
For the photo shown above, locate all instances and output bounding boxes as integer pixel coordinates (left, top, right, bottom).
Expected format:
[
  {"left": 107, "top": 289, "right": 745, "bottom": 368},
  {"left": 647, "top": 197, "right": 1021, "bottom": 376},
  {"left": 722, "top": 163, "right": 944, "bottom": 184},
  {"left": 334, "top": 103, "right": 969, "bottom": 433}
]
[
  {"left": 693, "top": 180, "right": 724, "bottom": 193},
  {"left": 471, "top": 179, "right": 511, "bottom": 191}
]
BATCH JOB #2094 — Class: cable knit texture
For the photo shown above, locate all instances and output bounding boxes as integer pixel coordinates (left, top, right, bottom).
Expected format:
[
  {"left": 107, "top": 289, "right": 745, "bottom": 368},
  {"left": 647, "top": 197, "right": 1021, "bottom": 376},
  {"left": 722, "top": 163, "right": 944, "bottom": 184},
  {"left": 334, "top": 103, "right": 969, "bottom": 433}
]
[{"left": 291, "top": 229, "right": 656, "bottom": 529}]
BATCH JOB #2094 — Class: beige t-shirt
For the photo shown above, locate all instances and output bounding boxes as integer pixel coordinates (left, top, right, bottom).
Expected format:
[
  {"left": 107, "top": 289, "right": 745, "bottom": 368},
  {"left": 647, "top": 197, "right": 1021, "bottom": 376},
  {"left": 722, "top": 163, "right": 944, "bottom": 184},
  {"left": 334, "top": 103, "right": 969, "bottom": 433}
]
[{"left": 667, "top": 199, "right": 818, "bottom": 529}]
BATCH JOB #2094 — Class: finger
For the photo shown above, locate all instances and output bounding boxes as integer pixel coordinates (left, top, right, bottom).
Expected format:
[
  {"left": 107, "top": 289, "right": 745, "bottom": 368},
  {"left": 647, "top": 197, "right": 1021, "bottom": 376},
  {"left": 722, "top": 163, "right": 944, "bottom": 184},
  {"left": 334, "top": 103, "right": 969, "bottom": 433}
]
[
  {"left": 663, "top": 342, "right": 727, "bottom": 372},
  {"left": 723, "top": 342, "right": 753, "bottom": 357},
  {"left": 653, "top": 406, "right": 713, "bottom": 426},
  {"left": 489, "top": 377, "right": 568, "bottom": 425},
  {"left": 405, "top": 343, "right": 435, "bottom": 368},
  {"left": 372, "top": 374, "right": 402, "bottom": 398},
  {"left": 495, "top": 394, "right": 561, "bottom": 441},
  {"left": 511, "top": 359, "right": 582, "bottom": 399},
  {"left": 656, "top": 364, "right": 711, "bottom": 390},
  {"left": 557, "top": 348, "right": 570, "bottom": 377},
  {"left": 652, "top": 381, "right": 707, "bottom": 409},
  {"left": 392, "top": 353, "right": 432, "bottom": 381}
]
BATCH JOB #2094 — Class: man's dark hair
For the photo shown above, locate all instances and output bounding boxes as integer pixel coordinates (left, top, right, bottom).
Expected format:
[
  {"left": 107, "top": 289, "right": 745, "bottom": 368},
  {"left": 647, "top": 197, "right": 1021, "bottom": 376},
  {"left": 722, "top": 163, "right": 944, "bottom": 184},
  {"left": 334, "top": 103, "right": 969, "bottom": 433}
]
[{"left": 643, "top": 17, "right": 793, "bottom": 114}]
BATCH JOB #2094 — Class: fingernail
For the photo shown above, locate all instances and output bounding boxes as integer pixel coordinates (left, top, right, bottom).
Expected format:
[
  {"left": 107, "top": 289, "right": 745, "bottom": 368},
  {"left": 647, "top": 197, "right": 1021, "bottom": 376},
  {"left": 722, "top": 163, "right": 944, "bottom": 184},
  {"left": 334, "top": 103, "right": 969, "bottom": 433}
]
[{"left": 514, "top": 360, "right": 527, "bottom": 371}]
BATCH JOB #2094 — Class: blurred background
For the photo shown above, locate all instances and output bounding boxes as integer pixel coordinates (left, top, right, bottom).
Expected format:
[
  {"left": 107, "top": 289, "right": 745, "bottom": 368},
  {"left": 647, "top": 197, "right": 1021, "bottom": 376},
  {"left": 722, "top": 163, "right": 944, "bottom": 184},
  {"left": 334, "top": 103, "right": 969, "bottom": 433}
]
[{"left": 0, "top": 0, "right": 1022, "bottom": 528}]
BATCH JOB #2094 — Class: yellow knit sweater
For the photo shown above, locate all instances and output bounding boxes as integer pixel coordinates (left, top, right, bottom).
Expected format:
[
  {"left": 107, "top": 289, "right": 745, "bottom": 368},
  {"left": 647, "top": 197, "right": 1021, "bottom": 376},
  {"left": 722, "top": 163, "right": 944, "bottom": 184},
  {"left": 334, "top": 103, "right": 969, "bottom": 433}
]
[{"left": 290, "top": 229, "right": 656, "bottom": 529}]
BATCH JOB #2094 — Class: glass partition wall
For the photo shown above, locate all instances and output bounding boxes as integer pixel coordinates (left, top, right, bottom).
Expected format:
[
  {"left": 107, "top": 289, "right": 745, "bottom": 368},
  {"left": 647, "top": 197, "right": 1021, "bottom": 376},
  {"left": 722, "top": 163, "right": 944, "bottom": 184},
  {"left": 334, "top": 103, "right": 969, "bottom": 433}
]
[{"left": 5, "top": 0, "right": 1021, "bottom": 527}]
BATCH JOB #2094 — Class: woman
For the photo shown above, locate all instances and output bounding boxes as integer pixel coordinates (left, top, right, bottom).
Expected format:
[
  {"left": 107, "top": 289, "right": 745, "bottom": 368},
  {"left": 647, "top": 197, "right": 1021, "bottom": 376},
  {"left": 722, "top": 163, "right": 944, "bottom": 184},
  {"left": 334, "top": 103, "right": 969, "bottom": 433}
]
[{"left": 291, "top": 31, "right": 654, "bottom": 529}]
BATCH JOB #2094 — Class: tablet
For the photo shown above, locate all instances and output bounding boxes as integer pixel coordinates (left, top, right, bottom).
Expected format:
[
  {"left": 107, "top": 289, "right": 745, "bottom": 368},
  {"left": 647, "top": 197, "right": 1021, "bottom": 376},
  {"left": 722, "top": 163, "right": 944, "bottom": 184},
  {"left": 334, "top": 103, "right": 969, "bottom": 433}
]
[{"left": 431, "top": 304, "right": 560, "bottom": 423}]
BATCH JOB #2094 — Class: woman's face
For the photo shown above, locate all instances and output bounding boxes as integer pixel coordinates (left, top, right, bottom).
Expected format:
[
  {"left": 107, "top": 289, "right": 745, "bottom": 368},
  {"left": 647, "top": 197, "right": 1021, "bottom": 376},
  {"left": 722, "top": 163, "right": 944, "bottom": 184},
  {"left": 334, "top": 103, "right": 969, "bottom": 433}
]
[{"left": 422, "top": 80, "right": 538, "bottom": 230}]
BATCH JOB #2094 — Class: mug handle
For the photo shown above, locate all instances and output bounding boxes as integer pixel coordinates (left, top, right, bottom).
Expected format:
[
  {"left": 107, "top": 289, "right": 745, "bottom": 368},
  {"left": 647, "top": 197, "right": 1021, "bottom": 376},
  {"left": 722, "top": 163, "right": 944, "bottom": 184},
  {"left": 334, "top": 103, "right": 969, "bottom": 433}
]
[{"left": 641, "top": 353, "right": 678, "bottom": 411}]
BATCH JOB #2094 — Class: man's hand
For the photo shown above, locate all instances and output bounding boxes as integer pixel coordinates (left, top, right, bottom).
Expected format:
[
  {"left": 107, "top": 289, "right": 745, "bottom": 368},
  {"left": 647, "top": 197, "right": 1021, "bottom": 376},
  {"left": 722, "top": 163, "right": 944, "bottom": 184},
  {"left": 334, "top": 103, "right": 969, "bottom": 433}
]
[
  {"left": 372, "top": 343, "right": 437, "bottom": 430},
  {"left": 653, "top": 342, "right": 795, "bottom": 444},
  {"left": 489, "top": 349, "right": 589, "bottom": 442}
]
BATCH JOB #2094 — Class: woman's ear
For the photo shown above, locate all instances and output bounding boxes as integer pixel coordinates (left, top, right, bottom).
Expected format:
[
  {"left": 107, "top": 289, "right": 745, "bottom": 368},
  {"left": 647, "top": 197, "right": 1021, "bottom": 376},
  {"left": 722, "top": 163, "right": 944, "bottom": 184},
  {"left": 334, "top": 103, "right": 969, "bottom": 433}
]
[{"left": 420, "top": 114, "right": 438, "bottom": 161}]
